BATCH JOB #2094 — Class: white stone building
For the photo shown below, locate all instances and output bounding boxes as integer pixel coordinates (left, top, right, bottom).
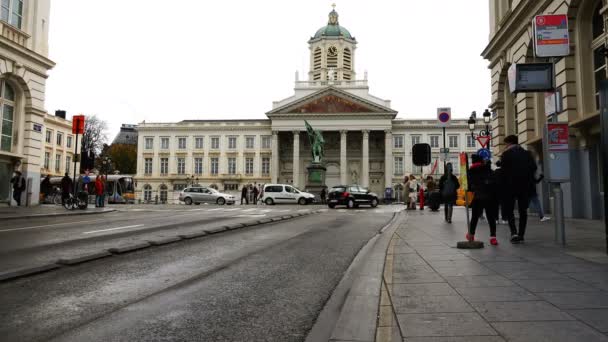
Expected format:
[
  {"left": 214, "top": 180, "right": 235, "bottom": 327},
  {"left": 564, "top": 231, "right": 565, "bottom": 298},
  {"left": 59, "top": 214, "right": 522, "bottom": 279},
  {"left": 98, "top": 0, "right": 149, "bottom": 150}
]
[
  {"left": 0, "top": 0, "right": 54, "bottom": 205},
  {"left": 135, "top": 8, "right": 484, "bottom": 203},
  {"left": 41, "top": 111, "right": 80, "bottom": 178}
]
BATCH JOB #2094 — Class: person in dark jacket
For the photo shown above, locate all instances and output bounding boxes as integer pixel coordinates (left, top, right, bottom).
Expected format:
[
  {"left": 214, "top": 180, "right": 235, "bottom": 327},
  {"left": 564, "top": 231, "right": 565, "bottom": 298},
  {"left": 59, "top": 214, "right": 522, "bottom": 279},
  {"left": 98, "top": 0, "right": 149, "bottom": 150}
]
[
  {"left": 467, "top": 154, "right": 499, "bottom": 245},
  {"left": 241, "top": 185, "right": 248, "bottom": 205},
  {"left": 500, "top": 135, "right": 537, "bottom": 243},
  {"left": 439, "top": 163, "right": 460, "bottom": 223},
  {"left": 253, "top": 183, "right": 259, "bottom": 204},
  {"left": 40, "top": 175, "right": 51, "bottom": 202},
  {"left": 60, "top": 173, "right": 73, "bottom": 205},
  {"left": 10, "top": 171, "right": 26, "bottom": 206},
  {"left": 320, "top": 187, "right": 327, "bottom": 204}
]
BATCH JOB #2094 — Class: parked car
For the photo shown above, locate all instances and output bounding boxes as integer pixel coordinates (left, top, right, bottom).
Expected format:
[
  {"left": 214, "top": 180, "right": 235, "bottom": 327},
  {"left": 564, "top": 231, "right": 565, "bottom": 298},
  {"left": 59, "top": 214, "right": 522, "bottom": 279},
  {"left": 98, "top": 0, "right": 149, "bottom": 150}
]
[
  {"left": 327, "top": 185, "right": 379, "bottom": 209},
  {"left": 179, "top": 187, "right": 235, "bottom": 205},
  {"left": 261, "top": 184, "right": 315, "bottom": 205}
]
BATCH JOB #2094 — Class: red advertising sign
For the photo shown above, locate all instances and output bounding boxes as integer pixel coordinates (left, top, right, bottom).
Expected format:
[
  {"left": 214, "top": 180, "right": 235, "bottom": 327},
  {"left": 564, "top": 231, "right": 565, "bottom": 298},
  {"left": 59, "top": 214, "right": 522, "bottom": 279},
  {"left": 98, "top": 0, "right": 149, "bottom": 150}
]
[
  {"left": 72, "top": 115, "right": 85, "bottom": 134},
  {"left": 547, "top": 123, "right": 569, "bottom": 151}
]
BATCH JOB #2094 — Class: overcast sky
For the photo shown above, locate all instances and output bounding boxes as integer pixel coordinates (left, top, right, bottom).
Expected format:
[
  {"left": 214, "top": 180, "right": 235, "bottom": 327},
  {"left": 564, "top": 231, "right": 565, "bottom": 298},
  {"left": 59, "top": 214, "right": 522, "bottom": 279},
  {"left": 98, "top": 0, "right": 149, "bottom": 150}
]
[{"left": 45, "top": 1, "right": 491, "bottom": 140}]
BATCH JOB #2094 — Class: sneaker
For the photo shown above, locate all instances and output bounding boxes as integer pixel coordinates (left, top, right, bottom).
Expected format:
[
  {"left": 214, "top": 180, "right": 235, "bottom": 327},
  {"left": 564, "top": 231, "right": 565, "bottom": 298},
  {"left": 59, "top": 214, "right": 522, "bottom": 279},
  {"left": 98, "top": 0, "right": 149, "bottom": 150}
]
[
  {"left": 510, "top": 235, "right": 520, "bottom": 244},
  {"left": 540, "top": 216, "right": 551, "bottom": 222},
  {"left": 466, "top": 233, "right": 475, "bottom": 242},
  {"left": 490, "top": 237, "right": 498, "bottom": 246}
]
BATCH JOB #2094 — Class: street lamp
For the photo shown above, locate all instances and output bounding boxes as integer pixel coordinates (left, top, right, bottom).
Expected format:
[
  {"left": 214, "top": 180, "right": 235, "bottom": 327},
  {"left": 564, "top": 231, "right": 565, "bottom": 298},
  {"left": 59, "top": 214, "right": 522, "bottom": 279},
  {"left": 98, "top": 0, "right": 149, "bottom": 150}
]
[{"left": 468, "top": 109, "right": 493, "bottom": 156}]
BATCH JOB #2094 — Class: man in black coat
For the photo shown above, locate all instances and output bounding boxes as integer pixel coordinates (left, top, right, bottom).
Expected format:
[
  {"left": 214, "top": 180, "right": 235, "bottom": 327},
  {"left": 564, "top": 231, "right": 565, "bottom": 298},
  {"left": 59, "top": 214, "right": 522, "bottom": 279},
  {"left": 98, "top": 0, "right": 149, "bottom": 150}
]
[
  {"left": 500, "top": 135, "right": 537, "bottom": 243},
  {"left": 467, "top": 154, "right": 499, "bottom": 245},
  {"left": 60, "top": 173, "right": 73, "bottom": 205}
]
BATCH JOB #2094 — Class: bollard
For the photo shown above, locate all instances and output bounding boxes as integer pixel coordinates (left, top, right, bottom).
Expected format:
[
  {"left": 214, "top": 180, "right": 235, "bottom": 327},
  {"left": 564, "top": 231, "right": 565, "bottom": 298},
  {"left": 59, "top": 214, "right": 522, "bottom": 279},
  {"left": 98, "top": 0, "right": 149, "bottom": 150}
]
[{"left": 552, "top": 183, "right": 566, "bottom": 246}]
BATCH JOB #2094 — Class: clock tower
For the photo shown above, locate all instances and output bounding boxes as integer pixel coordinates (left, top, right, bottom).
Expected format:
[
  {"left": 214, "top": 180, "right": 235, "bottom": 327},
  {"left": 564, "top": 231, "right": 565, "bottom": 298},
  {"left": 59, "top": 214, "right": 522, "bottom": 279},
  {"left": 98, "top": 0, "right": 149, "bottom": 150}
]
[{"left": 308, "top": 5, "right": 357, "bottom": 82}]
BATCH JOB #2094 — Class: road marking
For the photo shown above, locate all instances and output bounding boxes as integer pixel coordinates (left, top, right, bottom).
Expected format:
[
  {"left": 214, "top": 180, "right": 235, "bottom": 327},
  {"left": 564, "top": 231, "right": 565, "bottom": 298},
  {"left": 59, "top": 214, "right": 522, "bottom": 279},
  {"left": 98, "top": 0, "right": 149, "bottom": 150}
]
[
  {"left": 224, "top": 208, "right": 241, "bottom": 211},
  {"left": 0, "top": 219, "right": 107, "bottom": 233},
  {"left": 236, "top": 214, "right": 266, "bottom": 218},
  {"left": 208, "top": 208, "right": 222, "bottom": 211},
  {"left": 259, "top": 209, "right": 271, "bottom": 213},
  {"left": 297, "top": 209, "right": 309, "bottom": 212},
  {"left": 242, "top": 208, "right": 257, "bottom": 212},
  {"left": 275, "top": 209, "right": 290, "bottom": 212},
  {"left": 318, "top": 209, "right": 328, "bottom": 212},
  {"left": 83, "top": 224, "right": 144, "bottom": 235},
  {"left": 338, "top": 209, "right": 347, "bottom": 213}
]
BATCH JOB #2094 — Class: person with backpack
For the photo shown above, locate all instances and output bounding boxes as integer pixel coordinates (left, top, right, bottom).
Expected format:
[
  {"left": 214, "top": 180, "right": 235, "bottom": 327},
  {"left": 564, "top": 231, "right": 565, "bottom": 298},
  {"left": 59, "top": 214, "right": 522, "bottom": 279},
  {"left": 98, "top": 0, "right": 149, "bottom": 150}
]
[
  {"left": 439, "top": 163, "right": 459, "bottom": 223},
  {"left": 10, "top": 171, "right": 26, "bottom": 206},
  {"left": 500, "top": 135, "right": 537, "bottom": 244},
  {"left": 467, "top": 154, "right": 499, "bottom": 245}
]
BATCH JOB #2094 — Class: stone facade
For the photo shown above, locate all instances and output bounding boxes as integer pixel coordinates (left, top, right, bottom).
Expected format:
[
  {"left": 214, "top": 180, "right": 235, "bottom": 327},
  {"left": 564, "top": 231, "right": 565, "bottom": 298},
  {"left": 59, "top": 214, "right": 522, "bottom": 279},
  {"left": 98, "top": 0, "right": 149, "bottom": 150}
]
[{"left": 483, "top": 0, "right": 605, "bottom": 219}]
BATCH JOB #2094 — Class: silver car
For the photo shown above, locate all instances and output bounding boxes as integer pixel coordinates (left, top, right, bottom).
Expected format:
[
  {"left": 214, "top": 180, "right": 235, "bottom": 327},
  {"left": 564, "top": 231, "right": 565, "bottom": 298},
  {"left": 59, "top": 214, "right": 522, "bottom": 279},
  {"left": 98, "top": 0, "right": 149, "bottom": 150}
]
[{"left": 179, "top": 187, "right": 235, "bottom": 205}]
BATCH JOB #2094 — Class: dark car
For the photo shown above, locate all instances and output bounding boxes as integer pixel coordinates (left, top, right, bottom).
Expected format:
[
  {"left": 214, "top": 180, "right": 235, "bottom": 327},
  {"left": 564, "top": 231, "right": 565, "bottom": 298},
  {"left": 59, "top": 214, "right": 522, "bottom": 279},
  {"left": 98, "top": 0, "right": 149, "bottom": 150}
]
[{"left": 327, "top": 185, "right": 379, "bottom": 209}]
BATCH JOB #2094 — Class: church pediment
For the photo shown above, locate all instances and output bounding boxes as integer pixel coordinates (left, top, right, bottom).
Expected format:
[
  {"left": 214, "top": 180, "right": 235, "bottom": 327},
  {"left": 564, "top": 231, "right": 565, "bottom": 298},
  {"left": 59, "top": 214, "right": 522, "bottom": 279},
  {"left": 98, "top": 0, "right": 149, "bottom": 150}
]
[{"left": 266, "top": 87, "right": 397, "bottom": 117}]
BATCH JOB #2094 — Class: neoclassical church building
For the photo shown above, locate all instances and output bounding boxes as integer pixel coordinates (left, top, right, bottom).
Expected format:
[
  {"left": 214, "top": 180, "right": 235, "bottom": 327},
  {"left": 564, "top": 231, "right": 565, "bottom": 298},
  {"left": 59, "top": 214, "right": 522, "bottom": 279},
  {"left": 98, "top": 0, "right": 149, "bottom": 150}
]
[{"left": 135, "top": 8, "right": 481, "bottom": 203}]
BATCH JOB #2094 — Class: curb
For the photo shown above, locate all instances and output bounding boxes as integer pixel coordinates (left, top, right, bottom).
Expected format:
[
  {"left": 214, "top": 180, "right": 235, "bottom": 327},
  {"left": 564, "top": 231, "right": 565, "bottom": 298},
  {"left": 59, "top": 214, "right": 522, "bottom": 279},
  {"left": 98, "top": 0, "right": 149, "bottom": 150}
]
[
  {"left": 0, "top": 209, "right": 321, "bottom": 282},
  {"left": 0, "top": 208, "right": 117, "bottom": 221}
]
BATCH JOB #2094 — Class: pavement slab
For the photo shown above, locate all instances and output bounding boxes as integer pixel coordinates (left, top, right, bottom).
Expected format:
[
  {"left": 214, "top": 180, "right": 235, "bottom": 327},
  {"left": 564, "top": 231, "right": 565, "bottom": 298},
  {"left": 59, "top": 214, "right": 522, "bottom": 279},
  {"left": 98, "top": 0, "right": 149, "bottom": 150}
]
[
  {"left": 472, "top": 301, "right": 575, "bottom": 322},
  {"left": 403, "top": 337, "right": 506, "bottom": 342},
  {"left": 491, "top": 321, "right": 608, "bottom": 342},
  {"left": 567, "top": 309, "right": 608, "bottom": 332},
  {"left": 397, "top": 312, "right": 498, "bottom": 337},
  {"left": 392, "top": 283, "right": 459, "bottom": 297},
  {"left": 455, "top": 286, "right": 538, "bottom": 302},
  {"left": 444, "top": 275, "right": 516, "bottom": 288},
  {"left": 392, "top": 295, "right": 474, "bottom": 314},
  {"left": 513, "top": 278, "right": 599, "bottom": 292},
  {"left": 537, "top": 291, "right": 608, "bottom": 309}
]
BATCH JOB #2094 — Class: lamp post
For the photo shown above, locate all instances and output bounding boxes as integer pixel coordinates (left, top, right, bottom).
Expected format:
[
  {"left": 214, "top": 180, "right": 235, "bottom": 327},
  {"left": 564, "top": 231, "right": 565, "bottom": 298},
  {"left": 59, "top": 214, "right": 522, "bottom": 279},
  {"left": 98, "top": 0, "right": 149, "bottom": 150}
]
[{"left": 468, "top": 109, "right": 492, "bottom": 156}]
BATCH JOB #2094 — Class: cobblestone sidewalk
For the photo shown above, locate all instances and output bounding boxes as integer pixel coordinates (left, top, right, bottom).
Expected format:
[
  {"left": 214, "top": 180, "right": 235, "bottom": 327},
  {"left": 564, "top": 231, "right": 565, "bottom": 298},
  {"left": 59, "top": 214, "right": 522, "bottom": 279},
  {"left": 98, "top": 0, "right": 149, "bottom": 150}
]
[{"left": 377, "top": 209, "right": 608, "bottom": 342}]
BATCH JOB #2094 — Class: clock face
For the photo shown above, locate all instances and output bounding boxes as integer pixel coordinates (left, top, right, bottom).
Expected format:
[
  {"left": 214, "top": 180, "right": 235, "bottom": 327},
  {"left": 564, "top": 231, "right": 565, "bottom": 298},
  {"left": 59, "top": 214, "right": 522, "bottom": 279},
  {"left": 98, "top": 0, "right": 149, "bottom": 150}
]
[{"left": 328, "top": 46, "right": 338, "bottom": 57}]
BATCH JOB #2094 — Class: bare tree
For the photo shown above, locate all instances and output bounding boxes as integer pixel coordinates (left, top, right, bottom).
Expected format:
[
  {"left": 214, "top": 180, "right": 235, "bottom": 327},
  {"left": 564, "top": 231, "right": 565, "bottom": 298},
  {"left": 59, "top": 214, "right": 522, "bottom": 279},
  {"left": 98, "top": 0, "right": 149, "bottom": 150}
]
[{"left": 80, "top": 114, "right": 108, "bottom": 155}]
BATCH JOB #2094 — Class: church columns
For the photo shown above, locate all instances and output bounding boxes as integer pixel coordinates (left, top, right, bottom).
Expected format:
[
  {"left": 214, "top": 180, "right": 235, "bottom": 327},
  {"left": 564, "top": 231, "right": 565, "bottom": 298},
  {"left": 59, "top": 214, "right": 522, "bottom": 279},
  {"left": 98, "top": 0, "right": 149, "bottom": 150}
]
[
  {"left": 340, "top": 130, "right": 347, "bottom": 185},
  {"left": 361, "top": 130, "right": 369, "bottom": 188},
  {"left": 271, "top": 131, "right": 279, "bottom": 184},
  {"left": 292, "top": 131, "right": 300, "bottom": 188},
  {"left": 384, "top": 130, "right": 393, "bottom": 188}
]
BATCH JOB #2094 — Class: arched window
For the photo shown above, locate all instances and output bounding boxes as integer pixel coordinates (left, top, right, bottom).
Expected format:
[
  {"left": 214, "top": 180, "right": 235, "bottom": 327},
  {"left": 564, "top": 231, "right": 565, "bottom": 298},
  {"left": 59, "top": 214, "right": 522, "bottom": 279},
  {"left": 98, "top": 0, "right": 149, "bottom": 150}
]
[
  {"left": 0, "top": 80, "right": 15, "bottom": 152},
  {"left": 159, "top": 184, "right": 168, "bottom": 203},
  {"left": 143, "top": 184, "right": 152, "bottom": 202},
  {"left": 313, "top": 47, "right": 322, "bottom": 80},
  {"left": 1, "top": 0, "right": 23, "bottom": 29}
]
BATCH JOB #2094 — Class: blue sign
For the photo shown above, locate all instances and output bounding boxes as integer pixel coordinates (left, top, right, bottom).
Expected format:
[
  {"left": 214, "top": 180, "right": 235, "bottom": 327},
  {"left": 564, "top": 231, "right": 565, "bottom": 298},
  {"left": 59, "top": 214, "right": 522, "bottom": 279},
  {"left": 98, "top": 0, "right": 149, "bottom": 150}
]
[{"left": 477, "top": 148, "right": 492, "bottom": 161}]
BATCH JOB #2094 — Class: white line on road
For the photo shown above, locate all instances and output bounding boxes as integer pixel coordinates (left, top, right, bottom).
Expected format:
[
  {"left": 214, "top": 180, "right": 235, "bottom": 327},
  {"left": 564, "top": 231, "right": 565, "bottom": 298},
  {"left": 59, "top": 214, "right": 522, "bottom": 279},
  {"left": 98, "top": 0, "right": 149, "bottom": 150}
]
[
  {"left": 207, "top": 208, "right": 222, "bottom": 211},
  {"left": 297, "top": 209, "right": 309, "bottom": 212},
  {"left": 242, "top": 208, "right": 257, "bottom": 212},
  {"left": 0, "top": 219, "right": 107, "bottom": 233},
  {"left": 83, "top": 224, "right": 144, "bottom": 235},
  {"left": 275, "top": 209, "right": 290, "bottom": 213},
  {"left": 224, "top": 208, "right": 242, "bottom": 211},
  {"left": 236, "top": 214, "right": 266, "bottom": 218}
]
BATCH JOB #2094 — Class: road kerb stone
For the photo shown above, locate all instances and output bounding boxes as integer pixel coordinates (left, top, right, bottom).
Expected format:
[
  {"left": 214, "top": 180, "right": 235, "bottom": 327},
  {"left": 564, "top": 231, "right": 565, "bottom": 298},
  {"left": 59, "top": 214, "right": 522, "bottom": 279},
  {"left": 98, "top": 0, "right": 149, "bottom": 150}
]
[
  {"left": 0, "top": 263, "right": 61, "bottom": 281},
  {"left": 227, "top": 223, "right": 244, "bottom": 230},
  {"left": 282, "top": 215, "right": 293, "bottom": 219},
  {"left": 271, "top": 217, "right": 283, "bottom": 222},
  {"left": 203, "top": 226, "right": 228, "bottom": 234},
  {"left": 242, "top": 221, "right": 260, "bottom": 227},
  {"left": 258, "top": 218, "right": 272, "bottom": 224},
  {"left": 108, "top": 242, "right": 151, "bottom": 254},
  {"left": 57, "top": 251, "right": 113, "bottom": 265},
  {"left": 178, "top": 230, "right": 208, "bottom": 239},
  {"left": 147, "top": 236, "right": 182, "bottom": 246}
]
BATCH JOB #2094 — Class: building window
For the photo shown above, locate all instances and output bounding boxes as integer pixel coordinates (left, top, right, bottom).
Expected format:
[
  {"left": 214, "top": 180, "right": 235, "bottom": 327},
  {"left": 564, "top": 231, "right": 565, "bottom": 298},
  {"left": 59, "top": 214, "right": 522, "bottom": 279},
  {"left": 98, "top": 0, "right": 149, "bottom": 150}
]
[
  {"left": 228, "top": 136, "right": 237, "bottom": 149},
  {"left": 246, "top": 136, "right": 255, "bottom": 149},
  {"left": 224, "top": 183, "right": 239, "bottom": 191},
  {"left": 393, "top": 135, "right": 404, "bottom": 149},
  {"left": 173, "top": 184, "right": 187, "bottom": 191},
  {"left": 178, "top": 137, "right": 187, "bottom": 149},
  {"left": 1, "top": 0, "right": 23, "bottom": 29},
  {"left": 430, "top": 135, "right": 439, "bottom": 148},
  {"left": 144, "top": 158, "right": 152, "bottom": 175},
  {"left": 45, "top": 130, "right": 52, "bottom": 144},
  {"left": 55, "top": 154, "right": 61, "bottom": 173},
  {"left": 0, "top": 81, "right": 15, "bottom": 152},
  {"left": 145, "top": 137, "right": 153, "bottom": 150},
  {"left": 245, "top": 157, "right": 254, "bottom": 175},
  {"left": 211, "top": 137, "right": 220, "bottom": 149},
  {"left": 143, "top": 184, "right": 152, "bottom": 201},
  {"left": 227, "top": 157, "right": 236, "bottom": 174},
  {"left": 449, "top": 136, "right": 459, "bottom": 148},
  {"left": 261, "top": 136, "right": 272, "bottom": 149},
  {"left": 210, "top": 157, "right": 219, "bottom": 175},
  {"left": 194, "top": 157, "right": 203, "bottom": 175},
  {"left": 262, "top": 157, "right": 270, "bottom": 175},
  {"left": 161, "top": 137, "right": 169, "bottom": 150},
  {"left": 160, "top": 157, "right": 168, "bottom": 175},
  {"left": 195, "top": 136, "right": 204, "bottom": 149},
  {"left": 394, "top": 156, "right": 404, "bottom": 175},
  {"left": 67, "top": 135, "right": 73, "bottom": 148},
  {"left": 65, "top": 155, "right": 71, "bottom": 174},
  {"left": 411, "top": 135, "right": 421, "bottom": 146},
  {"left": 56, "top": 132, "right": 63, "bottom": 146},
  {"left": 177, "top": 157, "right": 185, "bottom": 175},
  {"left": 159, "top": 184, "right": 168, "bottom": 203},
  {"left": 44, "top": 152, "right": 50, "bottom": 169},
  {"left": 466, "top": 135, "right": 476, "bottom": 148}
]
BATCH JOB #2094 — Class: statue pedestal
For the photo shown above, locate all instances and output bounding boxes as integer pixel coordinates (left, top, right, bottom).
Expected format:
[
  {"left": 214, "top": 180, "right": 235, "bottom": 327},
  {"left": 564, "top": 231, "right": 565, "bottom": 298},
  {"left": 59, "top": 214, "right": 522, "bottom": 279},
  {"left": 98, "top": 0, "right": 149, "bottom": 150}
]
[{"left": 305, "top": 163, "right": 327, "bottom": 201}]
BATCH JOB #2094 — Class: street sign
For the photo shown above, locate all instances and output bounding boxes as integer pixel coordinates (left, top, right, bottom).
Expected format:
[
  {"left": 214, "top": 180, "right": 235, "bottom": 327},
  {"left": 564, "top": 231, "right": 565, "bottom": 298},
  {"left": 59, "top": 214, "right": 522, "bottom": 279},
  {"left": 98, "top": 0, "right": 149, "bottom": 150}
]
[
  {"left": 547, "top": 123, "right": 569, "bottom": 151},
  {"left": 437, "top": 108, "right": 451, "bottom": 127},
  {"left": 508, "top": 63, "right": 554, "bottom": 93},
  {"left": 534, "top": 14, "right": 570, "bottom": 57},
  {"left": 439, "top": 147, "right": 450, "bottom": 153},
  {"left": 544, "top": 89, "right": 563, "bottom": 116},
  {"left": 476, "top": 135, "right": 491, "bottom": 148},
  {"left": 477, "top": 148, "right": 492, "bottom": 161},
  {"left": 72, "top": 115, "right": 85, "bottom": 135}
]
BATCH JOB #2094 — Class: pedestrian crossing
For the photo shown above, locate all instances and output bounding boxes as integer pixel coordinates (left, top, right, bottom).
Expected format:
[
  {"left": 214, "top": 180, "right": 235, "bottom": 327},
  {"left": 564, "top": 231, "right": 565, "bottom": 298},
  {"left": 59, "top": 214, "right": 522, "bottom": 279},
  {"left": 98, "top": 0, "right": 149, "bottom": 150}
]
[{"left": 118, "top": 205, "right": 403, "bottom": 215}]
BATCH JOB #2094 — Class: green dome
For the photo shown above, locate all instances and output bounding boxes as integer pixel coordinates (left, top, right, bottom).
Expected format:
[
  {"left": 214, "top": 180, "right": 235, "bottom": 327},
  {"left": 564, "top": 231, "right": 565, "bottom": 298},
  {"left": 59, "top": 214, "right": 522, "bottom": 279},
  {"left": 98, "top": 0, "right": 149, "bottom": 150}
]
[{"left": 312, "top": 8, "right": 354, "bottom": 40}]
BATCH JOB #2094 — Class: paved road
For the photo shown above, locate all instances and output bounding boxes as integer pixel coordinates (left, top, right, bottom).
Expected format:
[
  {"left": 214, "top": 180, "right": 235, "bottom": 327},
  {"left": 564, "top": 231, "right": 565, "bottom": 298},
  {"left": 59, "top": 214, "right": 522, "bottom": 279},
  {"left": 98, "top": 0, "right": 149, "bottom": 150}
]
[{"left": 0, "top": 209, "right": 395, "bottom": 341}]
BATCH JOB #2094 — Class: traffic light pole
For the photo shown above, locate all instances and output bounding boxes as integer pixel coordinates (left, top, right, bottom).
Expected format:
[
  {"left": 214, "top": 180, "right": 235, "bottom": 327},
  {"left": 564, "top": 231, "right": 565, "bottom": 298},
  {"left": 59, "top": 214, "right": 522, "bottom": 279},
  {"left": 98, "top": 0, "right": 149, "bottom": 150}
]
[
  {"left": 72, "top": 131, "right": 79, "bottom": 198},
  {"left": 442, "top": 127, "right": 446, "bottom": 172}
]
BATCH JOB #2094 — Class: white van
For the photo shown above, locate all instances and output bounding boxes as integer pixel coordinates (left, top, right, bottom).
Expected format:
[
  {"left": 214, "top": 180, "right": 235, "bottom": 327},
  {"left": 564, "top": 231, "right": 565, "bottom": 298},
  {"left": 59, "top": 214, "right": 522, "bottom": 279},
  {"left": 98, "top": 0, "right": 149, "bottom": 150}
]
[{"left": 261, "top": 184, "right": 315, "bottom": 205}]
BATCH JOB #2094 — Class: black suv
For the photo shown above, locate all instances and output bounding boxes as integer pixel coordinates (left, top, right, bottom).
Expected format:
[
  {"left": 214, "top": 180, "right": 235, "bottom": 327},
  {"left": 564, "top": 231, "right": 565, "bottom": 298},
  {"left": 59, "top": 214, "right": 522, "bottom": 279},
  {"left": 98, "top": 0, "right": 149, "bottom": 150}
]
[{"left": 327, "top": 185, "right": 379, "bottom": 209}]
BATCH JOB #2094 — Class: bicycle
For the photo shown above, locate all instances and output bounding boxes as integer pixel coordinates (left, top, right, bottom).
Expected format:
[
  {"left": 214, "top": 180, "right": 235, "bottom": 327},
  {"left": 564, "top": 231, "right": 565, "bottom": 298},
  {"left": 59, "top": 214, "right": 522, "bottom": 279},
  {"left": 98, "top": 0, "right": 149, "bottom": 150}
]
[{"left": 63, "top": 192, "right": 88, "bottom": 210}]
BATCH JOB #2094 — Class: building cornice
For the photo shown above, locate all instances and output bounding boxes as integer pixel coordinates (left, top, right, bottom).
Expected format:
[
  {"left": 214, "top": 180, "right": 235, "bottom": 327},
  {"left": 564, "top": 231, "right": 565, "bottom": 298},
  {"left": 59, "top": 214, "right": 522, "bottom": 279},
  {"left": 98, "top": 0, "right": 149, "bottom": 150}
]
[{"left": 0, "top": 36, "right": 55, "bottom": 70}]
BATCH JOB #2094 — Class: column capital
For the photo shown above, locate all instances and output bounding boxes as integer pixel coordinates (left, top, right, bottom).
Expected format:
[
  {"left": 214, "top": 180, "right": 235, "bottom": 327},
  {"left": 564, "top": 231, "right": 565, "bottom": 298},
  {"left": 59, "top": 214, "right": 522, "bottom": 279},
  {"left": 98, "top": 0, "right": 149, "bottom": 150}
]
[
  {"left": 340, "top": 130, "right": 348, "bottom": 136},
  {"left": 292, "top": 130, "right": 300, "bottom": 136},
  {"left": 384, "top": 129, "right": 392, "bottom": 134},
  {"left": 362, "top": 130, "right": 370, "bottom": 138},
  {"left": 272, "top": 130, "right": 279, "bottom": 136}
]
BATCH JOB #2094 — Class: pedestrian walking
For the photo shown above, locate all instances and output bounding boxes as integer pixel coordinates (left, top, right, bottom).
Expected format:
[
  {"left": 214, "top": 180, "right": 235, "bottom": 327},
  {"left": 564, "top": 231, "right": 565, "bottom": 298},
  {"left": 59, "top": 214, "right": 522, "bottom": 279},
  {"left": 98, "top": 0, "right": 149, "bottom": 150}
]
[
  {"left": 529, "top": 168, "right": 550, "bottom": 222},
  {"left": 439, "top": 163, "right": 459, "bottom": 223},
  {"left": 61, "top": 172, "right": 72, "bottom": 205},
  {"left": 466, "top": 154, "right": 499, "bottom": 245},
  {"left": 253, "top": 183, "right": 259, "bottom": 204},
  {"left": 500, "top": 135, "right": 537, "bottom": 244},
  {"left": 241, "top": 185, "right": 249, "bottom": 205},
  {"left": 95, "top": 175, "right": 104, "bottom": 207},
  {"left": 10, "top": 171, "right": 26, "bottom": 206},
  {"left": 403, "top": 176, "right": 411, "bottom": 209},
  {"left": 320, "top": 187, "right": 327, "bottom": 204},
  {"left": 40, "top": 175, "right": 51, "bottom": 202},
  {"left": 408, "top": 175, "right": 419, "bottom": 210}
]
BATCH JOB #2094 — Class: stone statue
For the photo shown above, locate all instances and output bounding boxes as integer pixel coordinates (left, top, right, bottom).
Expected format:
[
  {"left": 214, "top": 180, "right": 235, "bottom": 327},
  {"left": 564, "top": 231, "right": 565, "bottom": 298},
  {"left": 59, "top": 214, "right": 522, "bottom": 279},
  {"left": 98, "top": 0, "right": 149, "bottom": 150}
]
[{"left": 305, "top": 120, "right": 325, "bottom": 163}]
